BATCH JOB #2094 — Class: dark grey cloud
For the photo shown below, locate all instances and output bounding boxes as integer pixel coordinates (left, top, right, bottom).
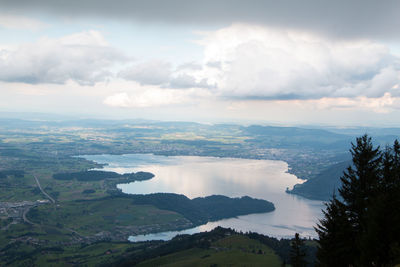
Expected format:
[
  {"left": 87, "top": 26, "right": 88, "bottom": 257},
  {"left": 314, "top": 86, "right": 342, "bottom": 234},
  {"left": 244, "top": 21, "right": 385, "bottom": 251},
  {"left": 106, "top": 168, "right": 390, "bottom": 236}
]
[{"left": 1, "top": 0, "right": 399, "bottom": 40}]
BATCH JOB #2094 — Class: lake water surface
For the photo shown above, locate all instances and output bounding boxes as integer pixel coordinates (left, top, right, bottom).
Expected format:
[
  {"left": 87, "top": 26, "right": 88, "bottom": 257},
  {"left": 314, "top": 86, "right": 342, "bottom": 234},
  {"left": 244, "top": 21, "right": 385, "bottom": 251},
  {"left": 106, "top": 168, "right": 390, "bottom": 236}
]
[{"left": 83, "top": 154, "right": 324, "bottom": 241}]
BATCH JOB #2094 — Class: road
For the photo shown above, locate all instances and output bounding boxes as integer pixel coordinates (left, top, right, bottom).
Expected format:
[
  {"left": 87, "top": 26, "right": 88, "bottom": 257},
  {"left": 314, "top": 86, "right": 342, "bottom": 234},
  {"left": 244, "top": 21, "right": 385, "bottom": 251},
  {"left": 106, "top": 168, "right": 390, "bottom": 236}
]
[
  {"left": 22, "top": 206, "right": 36, "bottom": 225},
  {"left": 33, "top": 175, "right": 55, "bottom": 204}
]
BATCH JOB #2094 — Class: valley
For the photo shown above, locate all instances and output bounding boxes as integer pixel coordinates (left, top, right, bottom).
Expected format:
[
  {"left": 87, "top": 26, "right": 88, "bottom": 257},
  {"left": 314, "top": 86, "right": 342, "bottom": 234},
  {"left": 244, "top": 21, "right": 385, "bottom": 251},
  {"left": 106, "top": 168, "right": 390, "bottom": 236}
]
[{"left": 0, "top": 118, "right": 398, "bottom": 265}]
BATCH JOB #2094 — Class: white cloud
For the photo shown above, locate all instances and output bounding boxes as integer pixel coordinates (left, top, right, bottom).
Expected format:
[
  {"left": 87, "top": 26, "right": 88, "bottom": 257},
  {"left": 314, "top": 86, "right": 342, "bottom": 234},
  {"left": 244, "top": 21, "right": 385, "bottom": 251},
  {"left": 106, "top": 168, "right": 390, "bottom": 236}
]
[
  {"left": 110, "top": 24, "right": 400, "bottom": 112},
  {"left": 0, "top": 30, "right": 127, "bottom": 85},
  {"left": 206, "top": 61, "right": 222, "bottom": 69},
  {"left": 103, "top": 87, "right": 210, "bottom": 108},
  {"left": 119, "top": 60, "right": 172, "bottom": 85},
  {"left": 291, "top": 93, "right": 400, "bottom": 114},
  {"left": 103, "top": 92, "right": 134, "bottom": 107},
  {"left": 169, "top": 74, "right": 213, "bottom": 89},
  {"left": 197, "top": 24, "right": 400, "bottom": 100},
  {"left": 176, "top": 62, "right": 202, "bottom": 71},
  {"left": 119, "top": 60, "right": 214, "bottom": 89}
]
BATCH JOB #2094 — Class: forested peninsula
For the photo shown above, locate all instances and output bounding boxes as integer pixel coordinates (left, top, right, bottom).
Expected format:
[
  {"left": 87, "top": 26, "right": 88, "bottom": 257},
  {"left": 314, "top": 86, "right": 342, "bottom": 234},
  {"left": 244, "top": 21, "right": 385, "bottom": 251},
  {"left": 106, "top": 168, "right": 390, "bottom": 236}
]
[{"left": 33, "top": 170, "right": 276, "bottom": 241}]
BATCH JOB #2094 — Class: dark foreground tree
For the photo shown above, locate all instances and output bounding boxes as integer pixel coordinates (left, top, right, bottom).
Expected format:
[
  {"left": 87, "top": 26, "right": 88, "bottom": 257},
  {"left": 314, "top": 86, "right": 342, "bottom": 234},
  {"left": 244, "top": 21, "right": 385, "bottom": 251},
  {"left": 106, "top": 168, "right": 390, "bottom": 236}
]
[
  {"left": 315, "top": 195, "right": 354, "bottom": 266},
  {"left": 290, "top": 233, "right": 307, "bottom": 267},
  {"left": 360, "top": 141, "right": 400, "bottom": 266},
  {"left": 316, "top": 135, "right": 400, "bottom": 266}
]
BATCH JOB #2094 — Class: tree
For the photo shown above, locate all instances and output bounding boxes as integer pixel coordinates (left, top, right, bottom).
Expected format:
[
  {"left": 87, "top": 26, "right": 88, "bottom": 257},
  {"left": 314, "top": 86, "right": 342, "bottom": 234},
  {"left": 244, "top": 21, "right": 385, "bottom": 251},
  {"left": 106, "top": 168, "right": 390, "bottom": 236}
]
[
  {"left": 317, "top": 135, "right": 400, "bottom": 266},
  {"left": 339, "top": 135, "right": 381, "bottom": 235},
  {"left": 290, "top": 233, "right": 307, "bottom": 267},
  {"left": 315, "top": 196, "right": 354, "bottom": 266},
  {"left": 359, "top": 142, "right": 400, "bottom": 266}
]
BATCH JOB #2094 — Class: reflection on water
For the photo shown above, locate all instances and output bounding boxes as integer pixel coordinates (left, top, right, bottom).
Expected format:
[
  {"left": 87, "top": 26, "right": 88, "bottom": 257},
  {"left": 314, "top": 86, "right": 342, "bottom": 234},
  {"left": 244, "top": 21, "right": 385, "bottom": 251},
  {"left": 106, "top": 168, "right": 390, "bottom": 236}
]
[{"left": 83, "top": 154, "right": 324, "bottom": 240}]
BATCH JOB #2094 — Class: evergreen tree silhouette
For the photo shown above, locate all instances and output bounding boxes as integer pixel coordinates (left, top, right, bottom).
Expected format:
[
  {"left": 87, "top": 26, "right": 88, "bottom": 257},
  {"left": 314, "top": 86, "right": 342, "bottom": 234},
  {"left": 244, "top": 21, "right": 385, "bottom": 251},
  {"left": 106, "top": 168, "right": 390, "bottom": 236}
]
[
  {"left": 290, "top": 233, "right": 307, "bottom": 267},
  {"left": 316, "top": 135, "right": 400, "bottom": 266}
]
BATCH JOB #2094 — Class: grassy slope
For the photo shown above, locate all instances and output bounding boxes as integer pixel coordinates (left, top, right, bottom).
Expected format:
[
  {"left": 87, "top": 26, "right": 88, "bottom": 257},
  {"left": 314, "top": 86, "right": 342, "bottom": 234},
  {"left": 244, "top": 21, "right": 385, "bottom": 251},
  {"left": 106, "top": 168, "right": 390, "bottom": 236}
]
[
  {"left": 137, "top": 235, "right": 282, "bottom": 267},
  {"left": 33, "top": 242, "right": 137, "bottom": 267}
]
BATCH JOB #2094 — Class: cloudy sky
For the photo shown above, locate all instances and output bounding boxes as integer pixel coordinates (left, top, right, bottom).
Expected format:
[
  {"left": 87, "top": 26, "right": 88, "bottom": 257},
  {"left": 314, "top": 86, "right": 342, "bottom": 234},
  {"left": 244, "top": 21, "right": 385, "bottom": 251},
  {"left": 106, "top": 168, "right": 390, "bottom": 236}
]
[{"left": 0, "top": 0, "right": 400, "bottom": 126}]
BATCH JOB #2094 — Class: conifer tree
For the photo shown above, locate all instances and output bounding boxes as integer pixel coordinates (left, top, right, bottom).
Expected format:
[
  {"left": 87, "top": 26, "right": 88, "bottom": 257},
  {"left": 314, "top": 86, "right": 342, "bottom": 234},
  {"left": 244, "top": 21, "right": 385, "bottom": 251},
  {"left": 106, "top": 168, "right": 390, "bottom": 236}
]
[
  {"left": 317, "top": 135, "right": 400, "bottom": 266},
  {"left": 339, "top": 135, "right": 381, "bottom": 234},
  {"left": 361, "top": 141, "right": 400, "bottom": 266},
  {"left": 290, "top": 233, "right": 307, "bottom": 267},
  {"left": 315, "top": 196, "right": 353, "bottom": 266}
]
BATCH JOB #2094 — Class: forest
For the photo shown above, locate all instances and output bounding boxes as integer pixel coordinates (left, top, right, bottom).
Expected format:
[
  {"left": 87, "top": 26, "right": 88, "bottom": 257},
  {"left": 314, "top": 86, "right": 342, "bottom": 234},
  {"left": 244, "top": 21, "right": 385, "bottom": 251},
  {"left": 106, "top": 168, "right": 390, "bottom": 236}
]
[
  {"left": 130, "top": 193, "right": 275, "bottom": 224},
  {"left": 316, "top": 135, "right": 400, "bottom": 266}
]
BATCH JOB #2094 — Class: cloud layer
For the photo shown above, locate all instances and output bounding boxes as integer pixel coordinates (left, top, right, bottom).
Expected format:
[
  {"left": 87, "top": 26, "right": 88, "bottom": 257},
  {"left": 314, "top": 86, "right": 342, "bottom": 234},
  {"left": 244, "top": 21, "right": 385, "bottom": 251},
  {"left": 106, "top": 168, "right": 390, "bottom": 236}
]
[
  {"left": 2, "top": 24, "right": 398, "bottom": 105},
  {"left": 0, "top": 30, "right": 126, "bottom": 85},
  {"left": 103, "top": 86, "right": 211, "bottom": 108},
  {"left": 1, "top": 0, "right": 399, "bottom": 40},
  {"left": 119, "top": 60, "right": 172, "bottom": 86},
  {"left": 0, "top": 13, "right": 48, "bottom": 30},
  {"left": 119, "top": 60, "right": 214, "bottom": 89},
  {"left": 198, "top": 24, "right": 400, "bottom": 100},
  {"left": 105, "top": 24, "right": 400, "bottom": 109}
]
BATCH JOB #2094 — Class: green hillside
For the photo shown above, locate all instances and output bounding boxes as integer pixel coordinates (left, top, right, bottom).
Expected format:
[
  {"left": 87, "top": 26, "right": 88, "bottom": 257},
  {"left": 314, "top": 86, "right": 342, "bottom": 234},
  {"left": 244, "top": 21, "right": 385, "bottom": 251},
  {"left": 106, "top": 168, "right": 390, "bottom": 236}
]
[{"left": 137, "top": 235, "right": 282, "bottom": 267}]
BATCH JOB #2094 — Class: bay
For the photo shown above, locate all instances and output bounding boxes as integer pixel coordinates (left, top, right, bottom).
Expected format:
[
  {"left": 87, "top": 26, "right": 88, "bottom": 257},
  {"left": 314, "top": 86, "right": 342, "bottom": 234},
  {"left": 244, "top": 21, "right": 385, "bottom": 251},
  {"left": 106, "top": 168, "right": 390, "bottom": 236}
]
[{"left": 82, "top": 154, "right": 324, "bottom": 240}]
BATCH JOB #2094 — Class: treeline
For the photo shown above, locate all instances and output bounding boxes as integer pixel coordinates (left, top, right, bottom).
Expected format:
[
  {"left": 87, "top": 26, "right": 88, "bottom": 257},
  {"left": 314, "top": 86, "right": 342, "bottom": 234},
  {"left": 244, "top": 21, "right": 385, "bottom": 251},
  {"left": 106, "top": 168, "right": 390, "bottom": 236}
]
[
  {"left": 248, "top": 232, "right": 317, "bottom": 266},
  {"left": 111, "top": 227, "right": 236, "bottom": 266},
  {"left": 0, "top": 170, "right": 24, "bottom": 178},
  {"left": 52, "top": 170, "right": 154, "bottom": 181},
  {"left": 130, "top": 193, "right": 275, "bottom": 224},
  {"left": 316, "top": 135, "right": 400, "bottom": 266},
  {"left": 66, "top": 193, "right": 274, "bottom": 227},
  {"left": 110, "top": 226, "right": 316, "bottom": 267}
]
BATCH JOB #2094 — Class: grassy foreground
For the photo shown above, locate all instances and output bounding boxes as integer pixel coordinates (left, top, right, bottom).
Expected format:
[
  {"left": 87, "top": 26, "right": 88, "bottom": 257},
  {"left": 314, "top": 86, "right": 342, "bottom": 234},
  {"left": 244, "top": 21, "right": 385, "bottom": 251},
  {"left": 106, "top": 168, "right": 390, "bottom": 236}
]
[{"left": 137, "top": 235, "right": 282, "bottom": 267}]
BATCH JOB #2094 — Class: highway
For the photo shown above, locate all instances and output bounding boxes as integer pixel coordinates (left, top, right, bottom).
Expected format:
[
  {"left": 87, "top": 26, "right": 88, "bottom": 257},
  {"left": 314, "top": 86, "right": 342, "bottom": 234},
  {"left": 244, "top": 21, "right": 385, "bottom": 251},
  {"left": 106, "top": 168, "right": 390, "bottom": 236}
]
[{"left": 33, "top": 175, "right": 55, "bottom": 204}]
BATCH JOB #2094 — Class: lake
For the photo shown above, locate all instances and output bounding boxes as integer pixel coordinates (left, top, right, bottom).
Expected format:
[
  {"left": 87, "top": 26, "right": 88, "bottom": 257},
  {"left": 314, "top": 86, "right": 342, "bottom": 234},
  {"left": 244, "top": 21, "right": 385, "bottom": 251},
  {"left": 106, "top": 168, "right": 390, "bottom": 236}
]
[{"left": 83, "top": 154, "right": 324, "bottom": 241}]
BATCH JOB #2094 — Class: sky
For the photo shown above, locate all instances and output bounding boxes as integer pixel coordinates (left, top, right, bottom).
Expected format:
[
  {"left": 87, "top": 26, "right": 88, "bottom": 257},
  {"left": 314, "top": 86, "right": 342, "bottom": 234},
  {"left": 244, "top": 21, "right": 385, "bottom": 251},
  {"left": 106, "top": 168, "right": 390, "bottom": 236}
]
[{"left": 0, "top": 0, "right": 400, "bottom": 126}]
